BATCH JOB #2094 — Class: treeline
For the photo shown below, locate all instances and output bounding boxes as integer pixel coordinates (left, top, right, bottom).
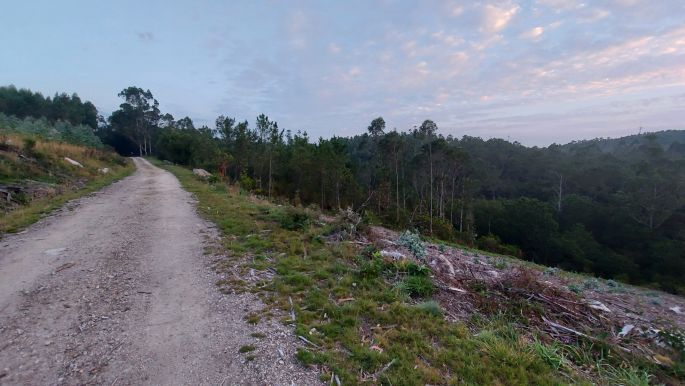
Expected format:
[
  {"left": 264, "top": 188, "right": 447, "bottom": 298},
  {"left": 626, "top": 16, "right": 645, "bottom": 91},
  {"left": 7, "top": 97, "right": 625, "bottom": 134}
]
[
  {"left": 0, "top": 86, "right": 99, "bottom": 129},
  {"left": 94, "top": 87, "right": 685, "bottom": 293},
  {"left": 4, "top": 85, "right": 684, "bottom": 293}
]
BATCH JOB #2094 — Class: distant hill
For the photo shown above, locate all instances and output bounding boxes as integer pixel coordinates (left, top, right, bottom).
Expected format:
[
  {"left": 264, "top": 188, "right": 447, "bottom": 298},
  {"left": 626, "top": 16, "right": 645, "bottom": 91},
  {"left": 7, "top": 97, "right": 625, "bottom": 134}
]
[{"left": 560, "top": 130, "right": 685, "bottom": 158}]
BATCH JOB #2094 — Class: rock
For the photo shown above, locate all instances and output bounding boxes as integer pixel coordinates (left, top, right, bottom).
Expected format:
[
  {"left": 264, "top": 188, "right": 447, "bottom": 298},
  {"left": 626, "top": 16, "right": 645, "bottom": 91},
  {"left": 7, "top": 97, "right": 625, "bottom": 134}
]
[
  {"left": 192, "top": 169, "right": 211, "bottom": 178},
  {"left": 670, "top": 306, "right": 684, "bottom": 315},
  {"left": 64, "top": 157, "right": 83, "bottom": 168},
  {"left": 380, "top": 250, "right": 405, "bottom": 260},
  {"left": 98, "top": 167, "right": 110, "bottom": 174},
  {"left": 618, "top": 324, "right": 634, "bottom": 338}
]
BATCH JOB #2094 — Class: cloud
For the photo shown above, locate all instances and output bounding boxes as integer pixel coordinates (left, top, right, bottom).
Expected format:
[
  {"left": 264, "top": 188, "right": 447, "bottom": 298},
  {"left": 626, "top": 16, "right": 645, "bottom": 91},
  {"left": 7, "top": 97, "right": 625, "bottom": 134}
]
[
  {"left": 520, "top": 26, "right": 544, "bottom": 40},
  {"left": 431, "top": 31, "right": 465, "bottom": 47},
  {"left": 481, "top": 3, "right": 520, "bottom": 33},
  {"left": 328, "top": 42, "right": 341, "bottom": 54}
]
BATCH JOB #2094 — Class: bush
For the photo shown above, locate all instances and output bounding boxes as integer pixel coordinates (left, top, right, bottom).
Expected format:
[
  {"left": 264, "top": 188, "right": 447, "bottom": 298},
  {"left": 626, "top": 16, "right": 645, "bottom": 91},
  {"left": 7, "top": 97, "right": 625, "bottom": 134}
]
[
  {"left": 279, "top": 206, "right": 312, "bottom": 230},
  {"left": 415, "top": 300, "right": 442, "bottom": 317},
  {"left": 413, "top": 215, "right": 456, "bottom": 241},
  {"left": 397, "top": 275, "right": 434, "bottom": 297},
  {"left": 328, "top": 207, "right": 366, "bottom": 240},
  {"left": 22, "top": 137, "right": 36, "bottom": 153},
  {"left": 238, "top": 171, "right": 255, "bottom": 191},
  {"left": 476, "top": 234, "right": 522, "bottom": 257},
  {"left": 398, "top": 230, "right": 426, "bottom": 261}
]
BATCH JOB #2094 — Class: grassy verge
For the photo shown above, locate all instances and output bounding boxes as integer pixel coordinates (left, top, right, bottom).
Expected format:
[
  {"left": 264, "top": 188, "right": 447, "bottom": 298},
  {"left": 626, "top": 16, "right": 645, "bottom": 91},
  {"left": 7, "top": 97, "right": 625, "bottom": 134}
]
[
  {"left": 158, "top": 160, "right": 598, "bottom": 385},
  {"left": 0, "top": 162, "right": 134, "bottom": 234},
  {"left": 0, "top": 132, "right": 135, "bottom": 234}
]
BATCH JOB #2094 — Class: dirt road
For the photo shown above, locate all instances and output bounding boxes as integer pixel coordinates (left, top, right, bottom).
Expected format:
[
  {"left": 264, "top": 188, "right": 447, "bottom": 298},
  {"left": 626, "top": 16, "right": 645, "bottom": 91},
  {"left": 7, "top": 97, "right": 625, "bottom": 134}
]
[{"left": 0, "top": 158, "right": 318, "bottom": 385}]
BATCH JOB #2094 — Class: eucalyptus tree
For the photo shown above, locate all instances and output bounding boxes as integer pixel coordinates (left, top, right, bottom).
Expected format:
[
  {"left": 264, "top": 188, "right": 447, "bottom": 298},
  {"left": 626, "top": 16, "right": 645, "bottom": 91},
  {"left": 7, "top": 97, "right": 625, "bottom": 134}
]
[{"left": 110, "top": 87, "right": 160, "bottom": 156}]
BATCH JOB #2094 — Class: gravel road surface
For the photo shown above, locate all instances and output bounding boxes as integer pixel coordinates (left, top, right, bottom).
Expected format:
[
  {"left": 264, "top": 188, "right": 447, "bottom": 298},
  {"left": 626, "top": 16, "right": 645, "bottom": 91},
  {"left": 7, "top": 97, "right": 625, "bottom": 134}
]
[{"left": 0, "top": 158, "right": 319, "bottom": 385}]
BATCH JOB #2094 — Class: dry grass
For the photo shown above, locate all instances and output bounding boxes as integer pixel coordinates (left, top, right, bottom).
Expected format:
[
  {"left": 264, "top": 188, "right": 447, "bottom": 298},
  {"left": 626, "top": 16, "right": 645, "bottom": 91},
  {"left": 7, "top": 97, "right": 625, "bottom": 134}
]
[{"left": 0, "top": 132, "right": 133, "bottom": 234}]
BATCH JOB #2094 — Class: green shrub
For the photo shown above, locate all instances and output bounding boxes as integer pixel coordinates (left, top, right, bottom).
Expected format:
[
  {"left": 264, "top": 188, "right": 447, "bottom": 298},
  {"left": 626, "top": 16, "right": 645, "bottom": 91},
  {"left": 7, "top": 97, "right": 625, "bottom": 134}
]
[
  {"left": 415, "top": 300, "right": 442, "bottom": 317},
  {"left": 22, "top": 137, "right": 36, "bottom": 153},
  {"left": 238, "top": 171, "right": 255, "bottom": 191},
  {"left": 477, "top": 234, "right": 522, "bottom": 257},
  {"left": 398, "top": 230, "right": 426, "bottom": 261},
  {"left": 397, "top": 275, "right": 434, "bottom": 297},
  {"left": 279, "top": 206, "right": 312, "bottom": 230},
  {"left": 359, "top": 256, "right": 383, "bottom": 278}
]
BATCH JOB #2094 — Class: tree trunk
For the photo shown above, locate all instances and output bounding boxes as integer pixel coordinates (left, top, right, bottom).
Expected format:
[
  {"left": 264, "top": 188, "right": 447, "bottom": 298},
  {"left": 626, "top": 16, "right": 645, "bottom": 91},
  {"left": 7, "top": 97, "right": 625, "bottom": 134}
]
[
  {"left": 450, "top": 174, "right": 456, "bottom": 225},
  {"left": 429, "top": 140, "right": 433, "bottom": 235},
  {"left": 268, "top": 153, "right": 272, "bottom": 199},
  {"left": 459, "top": 178, "right": 465, "bottom": 233},
  {"left": 395, "top": 151, "right": 400, "bottom": 223}
]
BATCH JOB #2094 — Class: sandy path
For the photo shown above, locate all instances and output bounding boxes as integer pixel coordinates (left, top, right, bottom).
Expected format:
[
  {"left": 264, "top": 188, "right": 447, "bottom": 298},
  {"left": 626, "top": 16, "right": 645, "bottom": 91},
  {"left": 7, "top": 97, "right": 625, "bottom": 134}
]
[{"left": 0, "top": 158, "right": 318, "bottom": 385}]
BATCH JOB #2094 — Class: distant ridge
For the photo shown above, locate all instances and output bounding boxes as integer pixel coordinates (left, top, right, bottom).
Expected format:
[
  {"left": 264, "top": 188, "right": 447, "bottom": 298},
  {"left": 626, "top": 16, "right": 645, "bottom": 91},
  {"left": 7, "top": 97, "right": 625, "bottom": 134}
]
[{"left": 559, "top": 129, "right": 685, "bottom": 157}]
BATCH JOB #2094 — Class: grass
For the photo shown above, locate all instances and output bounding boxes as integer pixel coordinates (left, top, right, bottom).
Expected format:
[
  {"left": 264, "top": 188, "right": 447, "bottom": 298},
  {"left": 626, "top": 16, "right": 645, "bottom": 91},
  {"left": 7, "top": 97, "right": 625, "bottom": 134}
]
[
  {"left": 157, "top": 160, "right": 589, "bottom": 385},
  {"left": 0, "top": 133, "right": 134, "bottom": 235}
]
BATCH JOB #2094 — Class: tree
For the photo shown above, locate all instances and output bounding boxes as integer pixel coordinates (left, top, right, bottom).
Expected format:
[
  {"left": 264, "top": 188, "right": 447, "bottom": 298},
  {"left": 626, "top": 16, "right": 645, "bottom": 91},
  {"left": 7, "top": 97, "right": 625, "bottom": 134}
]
[
  {"left": 110, "top": 87, "right": 159, "bottom": 156},
  {"left": 418, "top": 119, "right": 438, "bottom": 235},
  {"left": 367, "top": 117, "right": 386, "bottom": 137}
]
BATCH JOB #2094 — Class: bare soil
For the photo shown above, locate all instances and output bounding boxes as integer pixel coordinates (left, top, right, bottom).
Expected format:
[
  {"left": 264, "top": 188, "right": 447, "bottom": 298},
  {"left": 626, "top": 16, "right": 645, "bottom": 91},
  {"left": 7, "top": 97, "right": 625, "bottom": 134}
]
[{"left": 0, "top": 158, "right": 319, "bottom": 385}]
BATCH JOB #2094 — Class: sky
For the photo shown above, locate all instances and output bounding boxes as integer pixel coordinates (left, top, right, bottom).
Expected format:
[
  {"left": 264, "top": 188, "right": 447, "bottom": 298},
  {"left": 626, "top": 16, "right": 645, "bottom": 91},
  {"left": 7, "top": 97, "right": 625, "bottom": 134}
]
[{"left": 1, "top": 0, "right": 684, "bottom": 146}]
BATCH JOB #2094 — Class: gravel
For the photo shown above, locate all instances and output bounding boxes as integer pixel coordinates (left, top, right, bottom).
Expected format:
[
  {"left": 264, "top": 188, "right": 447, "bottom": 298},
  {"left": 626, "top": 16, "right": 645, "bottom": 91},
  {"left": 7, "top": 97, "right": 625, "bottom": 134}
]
[{"left": 0, "top": 158, "right": 320, "bottom": 385}]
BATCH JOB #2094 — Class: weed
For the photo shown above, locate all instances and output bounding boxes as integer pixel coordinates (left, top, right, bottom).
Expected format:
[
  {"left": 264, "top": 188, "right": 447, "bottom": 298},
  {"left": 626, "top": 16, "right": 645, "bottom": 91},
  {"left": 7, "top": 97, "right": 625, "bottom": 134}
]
[
  {"left": 239, "top": 345, "right": 255, "bottom": 353},
  {"left": 245, "top": 312, "right": 261, "bottom": 325},
  {"left": 396, "top": 275, "right": 434, "bottom": 297},
  {"left": 532, "top": 339, "right": 568, "bottom": 370},
  {"left": 277, "top": 206, "right": 312, "bottom": 230},
  {"left": 415, "top": 300, "right": 442, "bottom": 317},
  {"left": 251, "top": 332, "right": 267, "bottom": 339},
  {"left": 659, "top": 328, "right": 685, "bottom": 352},
  {"left": 22, "top": 137, "right": 36, "bottom": 153},
  {"left": 583, "top": 278, "right": 600, "bottom": 291},
  {"left": 596, "top": 362, "right": 652, "bottom": 386},
  {"left": 492, "top": 256, "right": 508, "bottom": 269},
  {"left": 568, "top": 284, "right": 583, "bottom": 294},
  {"left": 397, "top": 230, "right": 426, "bottom": 261}
]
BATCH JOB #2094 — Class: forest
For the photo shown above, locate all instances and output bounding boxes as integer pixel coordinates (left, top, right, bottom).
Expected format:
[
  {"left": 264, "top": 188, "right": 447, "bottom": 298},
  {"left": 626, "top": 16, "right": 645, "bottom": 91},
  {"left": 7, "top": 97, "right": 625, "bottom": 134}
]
[{"left": 3, "top": 85, "right": 684, "bottom": 293}]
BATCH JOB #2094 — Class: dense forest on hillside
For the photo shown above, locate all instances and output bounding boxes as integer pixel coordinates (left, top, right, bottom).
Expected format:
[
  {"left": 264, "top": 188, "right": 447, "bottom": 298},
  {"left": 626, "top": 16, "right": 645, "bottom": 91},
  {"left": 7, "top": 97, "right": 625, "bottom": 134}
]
[
  {"left": 0, "top": 86, "right": 99, "bottom": 129},
  {"left": 3, "top": 85, "right": 684, "bottom": 293}
]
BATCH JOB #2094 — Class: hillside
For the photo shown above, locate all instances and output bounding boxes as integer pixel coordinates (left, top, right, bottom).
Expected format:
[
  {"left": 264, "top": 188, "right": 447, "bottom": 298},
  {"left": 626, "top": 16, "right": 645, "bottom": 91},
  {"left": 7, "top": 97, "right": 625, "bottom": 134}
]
[
  {"left": 562, "top": 130, "right": 685, "bottom": 157},
  {"left": 0, "top": 131, "right": 132, "bottom": 234},
  {"left": 158, "top": 161, "right": 685, "bottom": 385}
]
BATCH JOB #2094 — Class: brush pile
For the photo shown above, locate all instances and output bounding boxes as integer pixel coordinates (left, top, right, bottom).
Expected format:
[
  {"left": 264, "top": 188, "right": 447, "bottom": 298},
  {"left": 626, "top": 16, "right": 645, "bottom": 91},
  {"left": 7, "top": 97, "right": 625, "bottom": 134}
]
[{"left": 368, "top": 225, "right": 685, "bottom": 378}]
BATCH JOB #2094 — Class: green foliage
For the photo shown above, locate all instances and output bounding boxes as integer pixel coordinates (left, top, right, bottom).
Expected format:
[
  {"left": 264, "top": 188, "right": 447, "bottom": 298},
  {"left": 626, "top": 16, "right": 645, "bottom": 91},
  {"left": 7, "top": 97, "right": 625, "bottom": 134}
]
[
  {"left": 10, "top": 83, "right": 675, "bottom": 294},
  {"left": 397, "top": 230, "right": 426, "bottom": 261},
  {"left": 659, "top": 328, "right": 685, "bottom": 352},
  {"left": 0, "top": 112, "right": 103, "bottom": 148},
  {"left": 0, "top": 85, "right": 98, "bottom": 128},
  {"left": 415, "top": 300, "right": 442, "bottom": 317},
  {"left": 277, "top": 206, "right": 312, "bottom": 230},
  {"left": 396, "top": 275, "right": 434, "bottom": 297},
  {"left": 22, "top": 137, "right": 36, "bottom": 153},
  {"left": 0, "top": 133, "right": 132, "bottom": 234},
  {"left": 477, "top": 234, "right": 522, "bottom": 257}
]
